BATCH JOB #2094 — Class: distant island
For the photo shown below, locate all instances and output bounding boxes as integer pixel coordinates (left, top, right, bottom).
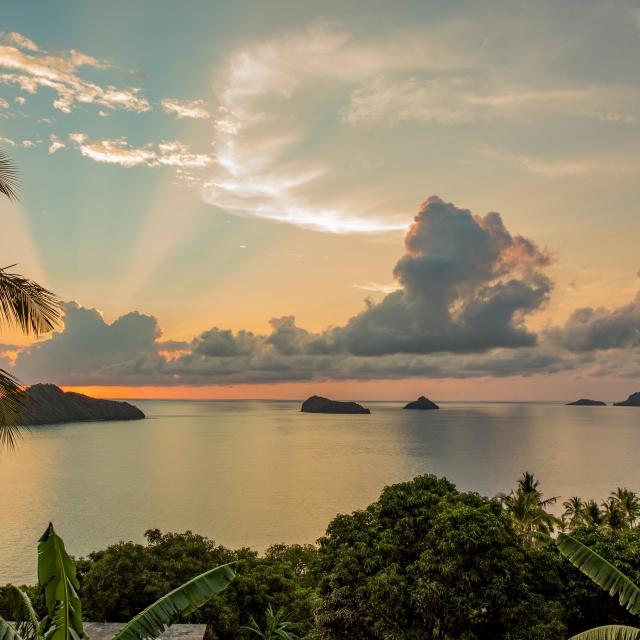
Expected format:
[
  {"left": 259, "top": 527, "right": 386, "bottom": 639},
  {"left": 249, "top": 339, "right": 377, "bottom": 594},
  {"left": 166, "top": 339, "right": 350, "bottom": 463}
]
[
  {"left": 404, "top": 396, "right": 439, "bottom": 410},
  {"left": 20, "top": 384, "right": 145, "bottom": 425},
  {"left": 566, "top": 399, "right": 606, "bottom": 406},
  {"left": 301, "top": 395, "right": 370, "bottom": 414},
  {"left": 614, "top": 392, "right": 640, "bottom": 407}
]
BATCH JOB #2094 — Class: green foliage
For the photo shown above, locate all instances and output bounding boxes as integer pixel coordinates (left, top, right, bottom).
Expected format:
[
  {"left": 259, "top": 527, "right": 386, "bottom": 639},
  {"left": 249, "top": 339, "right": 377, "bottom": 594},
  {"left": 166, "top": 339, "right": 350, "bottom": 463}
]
[
  {"left": 314, "top": 474, "right": 566, "bottom": 639},
  {"left": 76, "top": 530, "right": 318, "bottom": 640},
  {"left": 562, "top": 488, "right": 640, "bottom": 534},
  {"left": 558, "top": 533, "right": 640, "bottom": 615},
  {"left": 501, "top": 471, "right": 559, "bottom": 544},
  {"left": 38, "top": 523, "right": 87, "bottom": 640},
  {"left": 3, "top": 525, "right": 239, "bottom": 640},
  {"left": 241, "top": 604, "right": 301, "bottom": 639},
  {"left": 7, "top": 476, "right": 640, "bottom": 639},
  {"left": 0, "top": 617, "right": 26, "bottom": 640},
  {"left": 113, "top": 563, "right": 237, "bottom": 640}
]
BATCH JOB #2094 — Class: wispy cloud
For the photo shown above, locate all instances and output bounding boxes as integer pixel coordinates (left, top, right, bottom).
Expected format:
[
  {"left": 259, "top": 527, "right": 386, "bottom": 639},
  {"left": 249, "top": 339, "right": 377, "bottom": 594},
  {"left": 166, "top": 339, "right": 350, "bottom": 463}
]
[
  {"left": 0, "top": 31, "right": 150, "bottom": 114},
  {"left": 344, "top": 79, "right": 640, "bottom": 126},
  {"left": 352, "top": 281, "right": 400, "bottom": 294},
  {"left": 68, "top": 133, "right": 212, "bottom": 169},
  {"left": 203, "top": 24, "right": 429, "bottom": 234},
  {"left": 480, "top": 146, "right": 640, "bottom": 178},
  {"left": 161, "top": 98, "right": 210, "bottom": 119},
  {"left": 0, "top": 135, "right": 42, "bottom": 148}
]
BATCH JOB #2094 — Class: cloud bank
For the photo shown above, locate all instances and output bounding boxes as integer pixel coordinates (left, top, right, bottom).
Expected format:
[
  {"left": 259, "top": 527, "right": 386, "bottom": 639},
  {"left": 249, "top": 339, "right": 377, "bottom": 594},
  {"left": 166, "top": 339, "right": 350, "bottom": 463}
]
[{"left": 9, "top": 195, "right": 635, "bottom": 388}]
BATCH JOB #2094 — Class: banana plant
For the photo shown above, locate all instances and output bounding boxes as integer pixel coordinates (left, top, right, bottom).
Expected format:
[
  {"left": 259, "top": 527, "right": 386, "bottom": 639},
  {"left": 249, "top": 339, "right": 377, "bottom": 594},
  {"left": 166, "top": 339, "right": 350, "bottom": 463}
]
[
  {"left": 240, "top": 604, "right": 301, "bottom": 640},
  {"left": 557, "top": 532, "right": 640, "bottom": 639},
  {"left": 1, "top": 523, "right": 238, "bottom": 640}
]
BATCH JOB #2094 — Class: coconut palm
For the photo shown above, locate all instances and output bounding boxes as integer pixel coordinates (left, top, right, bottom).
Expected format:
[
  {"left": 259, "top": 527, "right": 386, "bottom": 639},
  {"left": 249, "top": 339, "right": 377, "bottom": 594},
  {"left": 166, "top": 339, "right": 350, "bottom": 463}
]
[
  {"left": 557, "top": 532, "right": 640, "bottom": 639},
  {"left": 501, "top": 471, "right": 560, "bottom": 544},
  {"left": 564, "top": 496, "right": 587, "bottom": 531},
  {"left": 602, "top": 497, "right": 630, "bottom": 535},
  {"left": 0, "top": 523, "right": 237, "bottom": 640},
  {"left": 0, "top": 149, "right": 61, "bottom": 448},
  {"left": 611, "top": 489, "right": 640, "bottom": 527},
  {"left": 583, "top": 500, "right": 606, "bottom": 529},
  {"left": 241, "top": 604, "right": 301, "bottom": 640},
  {"left": 0, "top": 147, "right": 19, "bottom": 201}
]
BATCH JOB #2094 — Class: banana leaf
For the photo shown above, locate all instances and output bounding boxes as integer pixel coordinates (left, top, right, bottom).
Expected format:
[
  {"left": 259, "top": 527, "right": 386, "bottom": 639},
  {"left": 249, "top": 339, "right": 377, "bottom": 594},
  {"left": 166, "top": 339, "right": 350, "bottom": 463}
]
[
  {"left": 557, "top": 533, "right": 640, "bottom": 614},
  {"left": 570, "top": 625, "right": 640, "bottom": 640},
  {"left": 112, "top": 562, "right": 238, "bottom": 640},
  {"left": 37, "top": 523, "right": 86, "bottom": 640}
]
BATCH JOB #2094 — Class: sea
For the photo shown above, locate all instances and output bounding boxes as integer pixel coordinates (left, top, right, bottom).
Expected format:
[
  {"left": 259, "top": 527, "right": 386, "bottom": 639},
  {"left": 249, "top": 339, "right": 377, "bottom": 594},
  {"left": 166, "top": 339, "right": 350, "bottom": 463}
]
[{"left": 1, "top": 399, "right": 639, "bottom": 584}]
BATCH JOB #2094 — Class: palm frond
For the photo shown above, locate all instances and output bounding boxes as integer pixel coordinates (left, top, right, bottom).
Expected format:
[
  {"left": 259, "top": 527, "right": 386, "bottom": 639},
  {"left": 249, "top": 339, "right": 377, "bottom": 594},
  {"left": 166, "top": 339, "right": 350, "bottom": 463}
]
[
  {"left": 112, "top": 562, "right": 238, "bottom": 640},
  {"left": 0, "top": 265, "right": 61, "bottom": 335},
  {"left": 557, "top": 533, "right": 640, "bottom": 614},
  {"left": 4, "top": 586, "right": 42, "bottom": 640},
  {"left": 0, "top": 148, "right": 19, "bottom": 201},
  {"left": 0, "top": 617, "right": 26, "bottom": 640},
  {"left": 569, "top": 625, "right": 640, "bottom": 639},
  {"left": 0, "top": 368, "right": 27, "bottom": 449}
]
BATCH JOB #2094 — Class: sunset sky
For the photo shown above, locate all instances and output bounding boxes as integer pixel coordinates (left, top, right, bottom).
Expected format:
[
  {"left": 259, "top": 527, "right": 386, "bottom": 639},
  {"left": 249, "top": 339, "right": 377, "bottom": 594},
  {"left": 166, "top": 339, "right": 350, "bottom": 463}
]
[{"left": 1, "top": 0, "right": 640, "bottom": 400}]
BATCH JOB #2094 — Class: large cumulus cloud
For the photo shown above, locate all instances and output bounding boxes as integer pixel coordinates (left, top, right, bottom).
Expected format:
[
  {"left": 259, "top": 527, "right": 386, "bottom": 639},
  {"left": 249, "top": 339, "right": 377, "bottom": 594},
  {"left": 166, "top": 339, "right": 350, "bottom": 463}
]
[
  {"left": 11, "top": 195, "right": 636, "bottom": 387},
  {"left": 338, "top": 197, "right": 552, "bottom": 355}
]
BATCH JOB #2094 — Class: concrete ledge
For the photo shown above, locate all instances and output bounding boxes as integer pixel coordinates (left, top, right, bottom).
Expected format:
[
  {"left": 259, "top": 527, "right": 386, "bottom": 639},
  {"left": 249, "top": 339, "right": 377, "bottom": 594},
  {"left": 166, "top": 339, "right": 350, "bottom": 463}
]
[{"left": 83, "top": 623, "right": 207, "bottom": 640}]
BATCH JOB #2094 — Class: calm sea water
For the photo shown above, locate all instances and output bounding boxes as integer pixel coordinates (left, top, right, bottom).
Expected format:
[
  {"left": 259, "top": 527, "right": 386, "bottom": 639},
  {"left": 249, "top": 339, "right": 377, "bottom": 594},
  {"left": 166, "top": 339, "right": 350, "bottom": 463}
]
[{"left": 1, "top": 399, "right": 639, "bottom": 583}]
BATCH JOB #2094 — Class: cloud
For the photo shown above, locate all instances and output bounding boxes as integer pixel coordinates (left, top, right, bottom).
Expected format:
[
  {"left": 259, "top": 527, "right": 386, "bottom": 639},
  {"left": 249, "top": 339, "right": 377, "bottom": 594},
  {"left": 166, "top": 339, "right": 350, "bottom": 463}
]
[
  {"left": 479, "top": 147, "right": 640, "bottom": 178},
  {"left": 161, "top": 98, "right": 210, "bottom": 119},
  {"left": 3, "top": 32, "right": 38, "bottom": 52},
  {"left": 48, "top": 134, "right": 65, "bottom": 154},
  {"left": 68, "top": 134, "right": 212, "bottom": 169},
  {"left": 344, "top": 80, "right": 640, "bottom": 126},
  {"left": 0, "top": 32, "right": 150, "bottom": 114},
  {"left": 550, "top": 294, "right": 640, "bottom": 352},
  {"left": 0, "top": 135, "right": 42, "bottom": 148},
  {"left": 336, "top": 197, "right": 552, "bottom": 355},
  {"left": 11, "top": 196, "right": 580, "bottom": 387},
  {"left": 14, "top": 302, "right": 160, "bottom": 383},
  {"left": 202, "top": 23, "right": 445, "bottom": 234}
]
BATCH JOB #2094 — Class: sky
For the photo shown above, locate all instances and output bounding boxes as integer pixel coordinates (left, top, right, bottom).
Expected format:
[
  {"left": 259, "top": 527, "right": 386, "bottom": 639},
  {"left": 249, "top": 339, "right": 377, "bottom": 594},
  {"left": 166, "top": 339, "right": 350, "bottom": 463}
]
[{"left": 1, "top": 0, "right": 640, "bottom": 401}]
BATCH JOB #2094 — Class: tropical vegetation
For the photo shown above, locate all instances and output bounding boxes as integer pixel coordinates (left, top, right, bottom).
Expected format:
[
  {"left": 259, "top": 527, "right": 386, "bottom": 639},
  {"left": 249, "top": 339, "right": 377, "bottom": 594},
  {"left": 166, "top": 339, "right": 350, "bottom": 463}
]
[
  {"left": 4, "top": 474, "right": 640, "bottom": 639},
  {"left": 0, "top": 523, "right": 237, "bottom": 640},
  {"left": 0, "top": 148, "right": 61, "bottom": 448}
]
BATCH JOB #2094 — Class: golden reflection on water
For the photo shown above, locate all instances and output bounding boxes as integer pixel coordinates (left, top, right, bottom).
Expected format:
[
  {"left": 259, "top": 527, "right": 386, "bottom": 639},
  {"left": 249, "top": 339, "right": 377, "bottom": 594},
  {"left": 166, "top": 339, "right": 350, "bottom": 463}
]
[{"left": 1, "top": 400, "right": 639, "bottom": 583}]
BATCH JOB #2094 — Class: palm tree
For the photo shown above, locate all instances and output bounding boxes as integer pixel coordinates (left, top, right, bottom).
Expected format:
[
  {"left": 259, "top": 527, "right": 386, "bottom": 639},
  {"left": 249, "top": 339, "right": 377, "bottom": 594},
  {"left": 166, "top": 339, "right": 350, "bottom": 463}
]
[
  {"left": 557, "top": 532, "right": 640, "bottom": 639},
  {"left": 501, "top": 471, "right": 560, "bottom": 544},
  {"left": 0, "top": 523, "right": 237, "bottom": 640},
  {"left": 611, "top": 489, "right": 640, "bottom": 528},
  {"left": 0, "top": 148, "right": 61, "bottom": 448},
  {"left": 241, "top": 604, "right": 301, "bottom": 640},
  {"left": 0, "top": 147, "right": 19, "bottom": 200},
  {"left": 584, "top": 500, "right": 605, "bottom": 529},
  {"left": 602, "top": 498, "right": 630, "bottom": 535},
  {"left": 564, "top": 496, "right": 586, "bottom": 531}
]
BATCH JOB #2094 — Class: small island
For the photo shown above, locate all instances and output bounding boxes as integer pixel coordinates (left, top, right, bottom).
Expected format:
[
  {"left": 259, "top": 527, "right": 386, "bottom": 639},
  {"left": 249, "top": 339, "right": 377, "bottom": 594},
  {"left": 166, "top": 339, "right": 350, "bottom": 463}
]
[
  {"left": 566, "top": 399, "right": 606, "bottom": 406},
  {"left": 301, "top": 395, "right": 370, "bottom": 414},
  {"left": 20, "top": 384, "right": 145, "bottom": 425},
  {"left": 404, "top": 396, "right": 439, "bottom": 410},
  {"left": 614, "top": 392, "right": 640, "bottom": 407}
]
